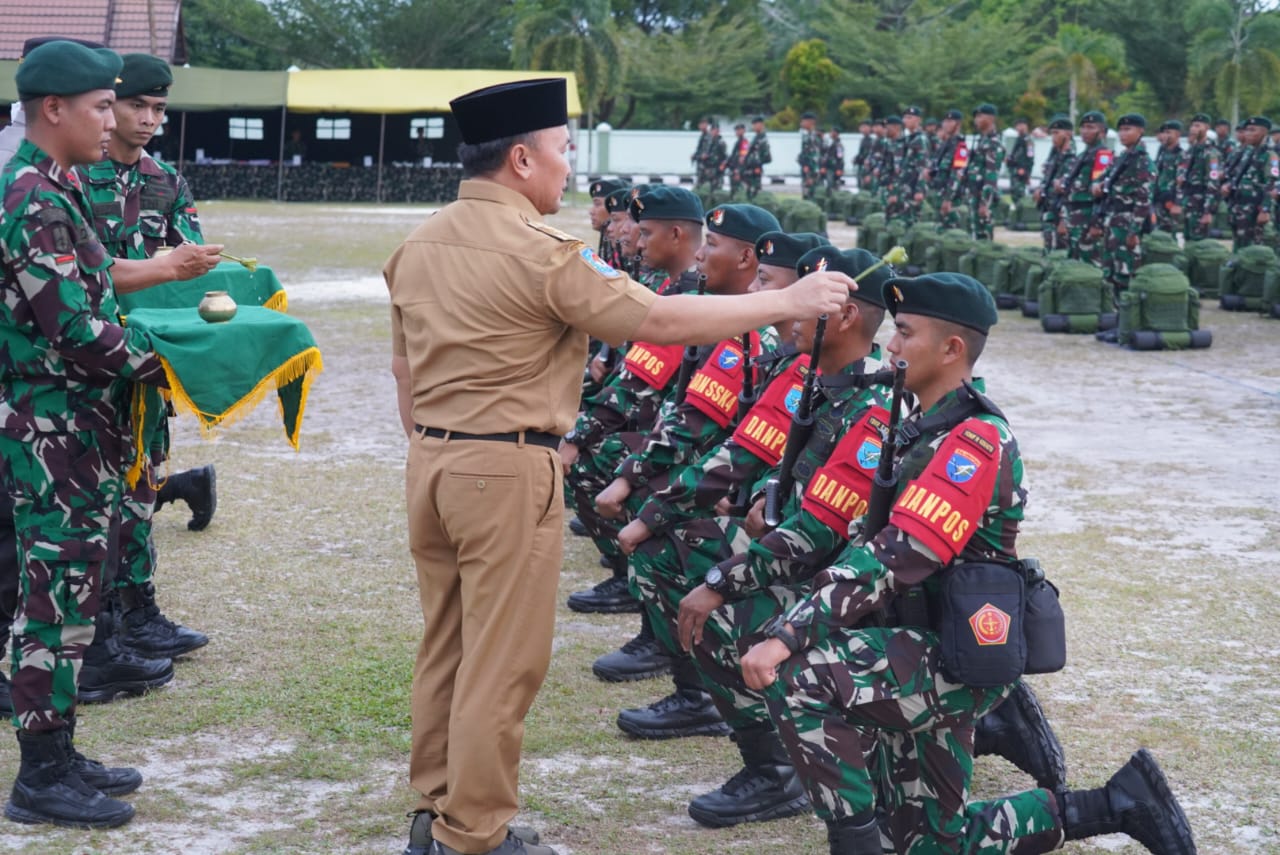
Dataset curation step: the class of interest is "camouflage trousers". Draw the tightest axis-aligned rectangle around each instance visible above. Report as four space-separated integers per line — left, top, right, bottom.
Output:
630 515 752 664
940 203 965 232
0 430 126 732
1153 202 1180 236
1040 208 1066 252
969 197 995 241
887 196 922 229
1008 179 1030 201
745 169 763 199
802 171 819 201
1182 194 1216 241
765 626 1065 853
1102 218 1144 292
696 166 722 191
567 431 647 568
116 432 168 589
729 170 748 197
1230 204 1266 252
1064 207 1101 265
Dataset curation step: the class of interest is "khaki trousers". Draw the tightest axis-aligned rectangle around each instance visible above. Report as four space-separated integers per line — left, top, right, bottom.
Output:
406 433 563 854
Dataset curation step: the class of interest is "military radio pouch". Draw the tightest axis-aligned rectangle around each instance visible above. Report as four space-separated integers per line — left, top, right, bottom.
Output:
937 559 1065 688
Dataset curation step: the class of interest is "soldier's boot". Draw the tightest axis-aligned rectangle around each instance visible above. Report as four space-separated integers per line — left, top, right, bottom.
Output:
78 616 174 704
0 672 11 718
972 679 1068 792
155 465 217 531
591 611 672 682
403 811 540 855
567 516 588 537
1060 749 1197 855
566 556 638 614
825 814 882 855
615 657 730 739
118 581 209 659
4 728 135 829
687 725 811 827
428 830 558 855
65 714 141 796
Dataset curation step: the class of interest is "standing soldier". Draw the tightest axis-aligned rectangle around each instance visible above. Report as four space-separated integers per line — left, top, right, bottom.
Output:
745 115 771 199
960 103 1005 241
878 116 903 212
821 127 845 197
1093 113 1154 297
923 116 940 158
708 122 729 191
860 118 887 197
1152 120 1184 235
1177 113 1221 241
691 116 711 185
1222 116 1277 251
797 112 822 201
888 106 928 227
1214 118 1236 163
852 120 873 190
1035 114 1076 252
1058 110 1111 264
1006 116 1035 201
931 109 965 227
0 40 174 829
727 123 751 197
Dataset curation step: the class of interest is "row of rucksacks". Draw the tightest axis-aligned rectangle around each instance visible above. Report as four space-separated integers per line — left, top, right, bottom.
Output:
692 187 829 236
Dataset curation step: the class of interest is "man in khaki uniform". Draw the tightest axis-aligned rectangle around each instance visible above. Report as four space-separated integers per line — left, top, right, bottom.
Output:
383 78 852 855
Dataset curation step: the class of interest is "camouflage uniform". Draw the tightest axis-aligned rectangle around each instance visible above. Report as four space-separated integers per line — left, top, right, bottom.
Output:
853 133 874 191
746 130 771 199
1177 140 1221 241
876 135 901 212
1005 133 1035 201
1037 142 1074 252
727 133 753 197
80 155 203 591
930 135 963 227
0 140 167 731
888 130 928 227
708 134 728 191
940 136 972 232
820 137 845 197
798 129 823 201
691 129 712 185
959 130 1004 240
1152 142 1184 235
1095 141 1154 293
764 384 1065 852
1061 141 1109 265
1225 142 1280 251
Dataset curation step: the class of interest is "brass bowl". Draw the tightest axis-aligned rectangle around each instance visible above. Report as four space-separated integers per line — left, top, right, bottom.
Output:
198 290 237 323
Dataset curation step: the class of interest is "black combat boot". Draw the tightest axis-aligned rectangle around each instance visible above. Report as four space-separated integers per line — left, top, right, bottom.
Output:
825 814 883 855
118 581 209 659
4 728 135 828
0 672 11 718
65 714 141 797
973 679 1068 792
567 556 638 614
687 725 811 827
568 516 588 537
591 611 672 681
615 657 730 739
155 465 216 531
78 618 174 704
404 811 541 855
1060 749 1197 855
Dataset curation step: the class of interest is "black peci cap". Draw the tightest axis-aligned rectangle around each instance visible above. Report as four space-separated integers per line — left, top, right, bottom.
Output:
449 78 568 145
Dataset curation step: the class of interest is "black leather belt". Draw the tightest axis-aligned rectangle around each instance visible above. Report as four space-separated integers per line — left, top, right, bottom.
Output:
414 426 560 450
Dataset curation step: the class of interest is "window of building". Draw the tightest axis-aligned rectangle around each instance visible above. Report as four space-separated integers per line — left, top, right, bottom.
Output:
229 117 264 140
316 117 352 140
409 117 445 139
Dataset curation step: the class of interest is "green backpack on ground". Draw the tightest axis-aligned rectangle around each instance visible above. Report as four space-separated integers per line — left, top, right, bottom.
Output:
1182 239 1230 297
1005 196 1040 231
826 190 854 220
751 191 781 220
1141 231 1185 270
782 199 827 235
905 223 941 275
1210 200 1230 238
1004 246 1046 309
1218 245 1279 311
1021 250 1071 316
1039 260 1116 333
859 212 887 252
1262 265 1280 319
1115 263 1211 349
958 242 1011 299
849 193 882 225
939 229 975 273
876 220 910 258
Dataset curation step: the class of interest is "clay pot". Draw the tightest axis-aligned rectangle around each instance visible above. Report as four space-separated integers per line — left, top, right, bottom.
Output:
198 290 237 323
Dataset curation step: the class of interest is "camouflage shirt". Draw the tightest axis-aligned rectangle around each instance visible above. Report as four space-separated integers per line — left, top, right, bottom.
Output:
798 129 822 174
1153 143 1184 205
1038 143 1075 210
0 139 167 437
1177 141 1221 200
782 382 1024 650
748 131 771 169
1227 143 1280 208
1006 133 1035 180
959 130 1005 209
79 153 203 259
894 130 929 196
1095 142 1154 228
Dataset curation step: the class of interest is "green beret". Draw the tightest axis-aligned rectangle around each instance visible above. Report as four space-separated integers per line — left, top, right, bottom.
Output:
1235 120 1247 131
21 37 104 57
974 103 997 117
883 273 998 335
589 177 629 199
1243 116 1273 130
116 53 171 99
631 185 702 223
752 115 766 124
1189 113 1212 125
885 115 903 126
871 117 885 125
1215 118 1231 126
705 204 781 244
734 122 745 130
800 111 818 120
1078 110 1106 126
16 40 122 100
924 117 938 126
755 231 830 269
1116 113 1145 129
1160 120 1183 132
605 184 646 214
944 110 963 121
904 106 922 117
1047 114 1073 131
797 247 891 309
1014 116 1030 125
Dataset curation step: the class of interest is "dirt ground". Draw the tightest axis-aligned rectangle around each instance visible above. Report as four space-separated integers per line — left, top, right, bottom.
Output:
0 197 1276 854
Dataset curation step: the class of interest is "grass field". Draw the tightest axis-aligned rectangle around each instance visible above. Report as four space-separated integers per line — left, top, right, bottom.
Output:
0 197 1276 854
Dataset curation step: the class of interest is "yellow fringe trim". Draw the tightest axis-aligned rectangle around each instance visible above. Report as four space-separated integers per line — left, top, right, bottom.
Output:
160 346 324 451
264 290 289 313
125 384 148 489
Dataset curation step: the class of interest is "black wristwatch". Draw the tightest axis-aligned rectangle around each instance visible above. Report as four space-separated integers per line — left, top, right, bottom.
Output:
763 615 802 654
704 566 731 596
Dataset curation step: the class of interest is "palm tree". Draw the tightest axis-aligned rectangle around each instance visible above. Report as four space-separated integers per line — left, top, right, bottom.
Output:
1031 24 1125 124
1185 0 1280 124
511 0 627 123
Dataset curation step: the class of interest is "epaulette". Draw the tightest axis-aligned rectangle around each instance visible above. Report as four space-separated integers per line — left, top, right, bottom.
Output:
522 216 580 243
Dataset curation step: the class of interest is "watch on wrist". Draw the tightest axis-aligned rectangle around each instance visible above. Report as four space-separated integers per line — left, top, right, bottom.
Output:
764 615 802 654
704 566 729 595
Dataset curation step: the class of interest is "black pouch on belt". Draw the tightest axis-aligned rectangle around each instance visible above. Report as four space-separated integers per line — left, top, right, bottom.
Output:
937 561 1026 688
1020 558 1067 675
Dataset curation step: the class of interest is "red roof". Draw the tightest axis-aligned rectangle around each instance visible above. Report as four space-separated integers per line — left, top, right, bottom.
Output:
0 0 186 63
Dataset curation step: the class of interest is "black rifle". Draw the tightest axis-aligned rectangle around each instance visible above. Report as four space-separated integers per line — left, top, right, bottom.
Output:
861 358 908 540
724 332 760 515
762 315 826 528
673 273 708 398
